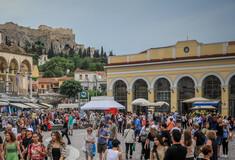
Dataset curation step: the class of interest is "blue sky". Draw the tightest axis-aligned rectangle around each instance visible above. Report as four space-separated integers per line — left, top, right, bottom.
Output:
0 0 234 55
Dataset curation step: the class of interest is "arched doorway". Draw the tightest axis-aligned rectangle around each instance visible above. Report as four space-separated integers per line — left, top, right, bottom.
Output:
133 79 148 114
113 80 127 112
203 75 221 99
178 77 195 114
154 78 171 113
229 76 235 117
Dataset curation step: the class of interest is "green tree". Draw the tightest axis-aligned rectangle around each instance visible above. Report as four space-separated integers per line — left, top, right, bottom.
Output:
87 47 91 57
48 42 54 58
69 48 75 57
78 48 82 58
67 71 74 77
80 59 89 70
60 79 83 97
109 51 114 56
43 70 56 77
83 49 87 58
101 46 104 57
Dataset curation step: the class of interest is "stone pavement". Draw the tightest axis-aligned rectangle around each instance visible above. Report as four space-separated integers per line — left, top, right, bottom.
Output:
43 129 235 160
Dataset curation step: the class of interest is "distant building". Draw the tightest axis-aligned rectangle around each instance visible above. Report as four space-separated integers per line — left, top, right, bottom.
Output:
37 76 74 93
38 54 49 66
74 68 106 91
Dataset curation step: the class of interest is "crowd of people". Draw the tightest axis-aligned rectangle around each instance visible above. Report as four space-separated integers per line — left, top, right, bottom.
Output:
0 109 234 160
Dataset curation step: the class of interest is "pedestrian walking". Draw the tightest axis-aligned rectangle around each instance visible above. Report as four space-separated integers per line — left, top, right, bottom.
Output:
47 131 67 160
84 127 96 160
124 123 135 159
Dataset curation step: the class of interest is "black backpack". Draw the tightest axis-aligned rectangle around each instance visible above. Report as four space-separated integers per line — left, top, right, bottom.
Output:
196 131 206 146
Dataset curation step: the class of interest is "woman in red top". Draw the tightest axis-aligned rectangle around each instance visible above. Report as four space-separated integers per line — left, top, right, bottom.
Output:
27 133 47 160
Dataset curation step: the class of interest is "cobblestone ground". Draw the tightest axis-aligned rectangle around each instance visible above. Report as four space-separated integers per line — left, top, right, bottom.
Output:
43 129 235 160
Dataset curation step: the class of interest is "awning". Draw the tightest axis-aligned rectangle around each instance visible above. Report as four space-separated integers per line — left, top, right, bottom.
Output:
24 103 47 109
81 96 125 110
193 101 220 106
190 106 217 110
58 103 79 109
10 103 30 109
0 102 9 106
40 103 53 108
183 97 210 103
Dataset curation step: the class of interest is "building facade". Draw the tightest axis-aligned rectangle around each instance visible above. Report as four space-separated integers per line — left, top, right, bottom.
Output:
74 68 106 91
0 32 33 97
38 54 49 66
105 40 235 117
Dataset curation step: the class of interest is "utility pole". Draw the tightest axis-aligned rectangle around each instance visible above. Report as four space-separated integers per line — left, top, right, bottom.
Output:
95 77 97 96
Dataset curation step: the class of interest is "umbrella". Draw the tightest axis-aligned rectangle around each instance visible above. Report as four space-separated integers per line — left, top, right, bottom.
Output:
183 96 210 103
140 102 158 106
190 106 217 110
132 98 149 106
155 101 169 107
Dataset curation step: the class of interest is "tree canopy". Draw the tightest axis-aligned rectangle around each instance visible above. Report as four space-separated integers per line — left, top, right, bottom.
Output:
60 79 83 97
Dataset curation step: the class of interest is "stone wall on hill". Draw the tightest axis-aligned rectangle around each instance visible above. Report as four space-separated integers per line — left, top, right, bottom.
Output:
0 22 94 56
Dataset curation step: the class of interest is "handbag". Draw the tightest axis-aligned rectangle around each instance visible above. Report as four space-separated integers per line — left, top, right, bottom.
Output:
93 143 96 156
185 145 197 160
61 128 67 134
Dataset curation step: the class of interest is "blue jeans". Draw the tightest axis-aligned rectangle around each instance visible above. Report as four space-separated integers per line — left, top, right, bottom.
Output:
135 129 140 139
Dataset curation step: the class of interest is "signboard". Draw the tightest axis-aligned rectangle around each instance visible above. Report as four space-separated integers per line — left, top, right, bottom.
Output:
80 91 87 99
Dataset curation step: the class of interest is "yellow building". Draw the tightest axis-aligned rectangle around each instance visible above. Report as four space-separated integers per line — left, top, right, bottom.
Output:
105 40 235 117
0 32 33 97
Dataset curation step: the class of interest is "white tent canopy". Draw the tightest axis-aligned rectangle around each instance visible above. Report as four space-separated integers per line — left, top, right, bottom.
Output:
183 96 210 103
81 96 125 110
132 98 149 106
58 103 78 109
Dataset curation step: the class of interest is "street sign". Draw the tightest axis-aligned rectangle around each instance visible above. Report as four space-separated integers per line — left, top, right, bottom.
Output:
80 91 87 99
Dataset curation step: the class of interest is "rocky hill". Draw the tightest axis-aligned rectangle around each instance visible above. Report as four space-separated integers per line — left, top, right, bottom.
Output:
0 22 94 55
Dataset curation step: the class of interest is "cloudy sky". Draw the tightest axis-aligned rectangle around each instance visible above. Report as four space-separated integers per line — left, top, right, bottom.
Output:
0 0 234 55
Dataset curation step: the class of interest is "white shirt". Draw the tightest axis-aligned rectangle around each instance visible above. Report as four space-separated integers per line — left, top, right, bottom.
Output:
106 149 119 160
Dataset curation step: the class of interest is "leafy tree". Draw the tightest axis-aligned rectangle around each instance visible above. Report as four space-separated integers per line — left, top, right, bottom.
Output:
69 48 75 57
104 52 107 57
60 79 83 97
67 71 74 77
80 59 89 70
83 49 87 58
78 48 82 58
101 46 104 57
87 47 91 57
109 51 114 56
48 42 54 58
43 70 56 77
93 49 99 58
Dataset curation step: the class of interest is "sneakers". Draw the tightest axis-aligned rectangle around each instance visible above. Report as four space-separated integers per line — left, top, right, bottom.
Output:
224 155 228 158
221 155 225 158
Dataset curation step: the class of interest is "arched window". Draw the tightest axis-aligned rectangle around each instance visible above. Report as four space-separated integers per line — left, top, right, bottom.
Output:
229 76 235 117
178 77 195 113
133 79 148 100
113 80 127 110
203 75 221 99
133 79 148 114
154 78 171 112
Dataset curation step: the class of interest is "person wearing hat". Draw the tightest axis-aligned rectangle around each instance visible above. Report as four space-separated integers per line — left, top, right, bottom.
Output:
103 139 123 160
22 128 33 159
96 123 109 160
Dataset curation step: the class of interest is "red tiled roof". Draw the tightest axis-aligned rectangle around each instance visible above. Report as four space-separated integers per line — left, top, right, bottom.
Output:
93 71 106 75
38 78 58 84
75 68 93 73
58 77 74 81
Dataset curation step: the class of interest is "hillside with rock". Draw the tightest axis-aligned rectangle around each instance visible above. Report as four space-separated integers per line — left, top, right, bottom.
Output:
0 22 94 55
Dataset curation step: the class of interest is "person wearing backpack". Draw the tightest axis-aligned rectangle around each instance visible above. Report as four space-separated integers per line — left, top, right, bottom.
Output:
193 123 205 157
27 132 47 160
